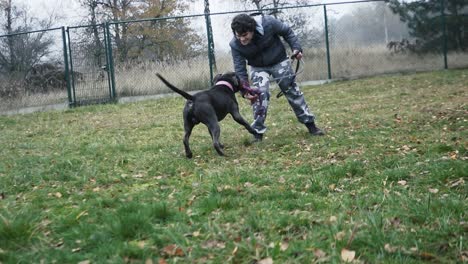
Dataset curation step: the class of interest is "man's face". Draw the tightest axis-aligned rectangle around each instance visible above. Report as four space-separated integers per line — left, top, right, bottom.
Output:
235 31 254 46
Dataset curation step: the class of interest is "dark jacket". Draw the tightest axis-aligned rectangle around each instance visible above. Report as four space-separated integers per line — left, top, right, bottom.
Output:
229 15 302 82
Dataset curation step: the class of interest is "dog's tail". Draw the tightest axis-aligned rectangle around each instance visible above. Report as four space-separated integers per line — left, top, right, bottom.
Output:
156 73 194 101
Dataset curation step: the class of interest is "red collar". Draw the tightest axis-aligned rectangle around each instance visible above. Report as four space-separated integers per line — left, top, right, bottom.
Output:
215 80 234 91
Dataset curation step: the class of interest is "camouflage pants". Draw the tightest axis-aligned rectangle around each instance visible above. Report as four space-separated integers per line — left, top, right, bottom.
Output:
250 59 315 134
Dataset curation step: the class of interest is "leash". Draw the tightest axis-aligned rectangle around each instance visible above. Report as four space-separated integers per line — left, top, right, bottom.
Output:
275 54 304 98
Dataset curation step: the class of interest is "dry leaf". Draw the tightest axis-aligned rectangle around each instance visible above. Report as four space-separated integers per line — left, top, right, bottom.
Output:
384 243 398 253
428 188 439 194
329 216 338 223
232 246 238 255
78 261 90 264
341 248 356 262
280 241 289 251
244 182 254 188
162 244 185 257
258 257 273 264
448 178 464 188
397 180 407 186
158 259 168 264
313 249 326 258
54 192 62 198
335 231 346 241
202 240 225 249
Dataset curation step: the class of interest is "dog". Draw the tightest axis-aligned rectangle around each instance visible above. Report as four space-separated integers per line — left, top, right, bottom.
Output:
156 72 259 158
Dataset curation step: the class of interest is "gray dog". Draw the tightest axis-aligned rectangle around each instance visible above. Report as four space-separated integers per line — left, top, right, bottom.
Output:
156 72 259 158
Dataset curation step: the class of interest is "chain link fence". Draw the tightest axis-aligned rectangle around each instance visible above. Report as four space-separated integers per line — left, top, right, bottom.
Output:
0 28 69 114
1 0 467 114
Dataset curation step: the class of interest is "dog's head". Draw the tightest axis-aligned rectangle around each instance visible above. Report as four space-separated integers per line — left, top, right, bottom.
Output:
213 72 242 92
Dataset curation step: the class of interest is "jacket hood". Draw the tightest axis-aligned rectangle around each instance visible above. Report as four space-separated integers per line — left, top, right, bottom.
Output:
253 15 264 35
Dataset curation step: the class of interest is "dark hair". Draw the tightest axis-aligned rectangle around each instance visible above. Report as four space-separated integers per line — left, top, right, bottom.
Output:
231 14 256 34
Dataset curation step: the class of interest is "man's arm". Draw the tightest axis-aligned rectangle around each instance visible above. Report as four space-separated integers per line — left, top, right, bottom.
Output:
270 16 302 53
231 48 248 82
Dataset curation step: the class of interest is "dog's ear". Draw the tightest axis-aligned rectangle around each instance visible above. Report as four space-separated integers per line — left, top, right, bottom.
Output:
213 73 222 83
231 74 240 88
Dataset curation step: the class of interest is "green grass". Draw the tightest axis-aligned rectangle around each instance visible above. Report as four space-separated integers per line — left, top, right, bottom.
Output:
0 69 467 263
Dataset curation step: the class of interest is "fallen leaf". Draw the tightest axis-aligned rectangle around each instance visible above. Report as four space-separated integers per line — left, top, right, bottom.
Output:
258 257 273 264
232 246 238 255
428 188 439 194
162 244 184 257
335 231 346 241
341 248 355 262
78 261 90 264
313 249 326 258
397 180 407 186
158 259 168 264
418 251 436 260
329 216 338 223
54 192 62 198
460 251 468 262
201 240 225 249
448 178 464 188
280 241 289 251
384 243 398 253
390 217 401 227
244 182 254 188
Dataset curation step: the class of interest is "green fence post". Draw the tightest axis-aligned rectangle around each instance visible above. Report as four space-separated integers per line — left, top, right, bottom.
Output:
61 26 74 107
440 0 448 69
204 0 217 84
66 27 77 104
324 5 332 80
105 22 117 100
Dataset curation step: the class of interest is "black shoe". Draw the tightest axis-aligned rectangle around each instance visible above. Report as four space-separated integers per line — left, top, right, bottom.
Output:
305 122 325 136
253 133 263 142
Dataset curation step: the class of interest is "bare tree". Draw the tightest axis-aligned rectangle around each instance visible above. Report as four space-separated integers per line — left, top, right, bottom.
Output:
0 0 54 74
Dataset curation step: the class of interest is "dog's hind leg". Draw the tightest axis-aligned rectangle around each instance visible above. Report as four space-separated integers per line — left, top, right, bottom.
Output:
183 122 195 158
206 121 224 156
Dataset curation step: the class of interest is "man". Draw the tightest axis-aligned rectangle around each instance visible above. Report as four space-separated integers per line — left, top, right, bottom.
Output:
229 13 324 142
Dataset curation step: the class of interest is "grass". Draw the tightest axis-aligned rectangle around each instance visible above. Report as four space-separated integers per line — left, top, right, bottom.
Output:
0 69 467 263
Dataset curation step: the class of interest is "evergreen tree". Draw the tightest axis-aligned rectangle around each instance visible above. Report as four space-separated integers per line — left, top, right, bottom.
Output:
388 0 467 52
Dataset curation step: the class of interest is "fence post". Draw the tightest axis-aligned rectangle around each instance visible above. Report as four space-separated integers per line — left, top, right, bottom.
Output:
61 26 74 107
440 0 448 69
324 5 332 80
204 0 217 84
105 22 117 100
66 27 77 105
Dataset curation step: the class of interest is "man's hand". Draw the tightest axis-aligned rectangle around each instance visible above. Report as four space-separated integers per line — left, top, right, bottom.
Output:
292 50 303 60
244 92 258 104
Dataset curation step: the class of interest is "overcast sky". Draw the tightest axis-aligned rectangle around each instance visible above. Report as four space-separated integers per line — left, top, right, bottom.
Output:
17 0 359 51
19 0 358 26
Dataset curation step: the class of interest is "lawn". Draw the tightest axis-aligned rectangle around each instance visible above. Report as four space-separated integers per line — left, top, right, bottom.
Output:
0 69 466 263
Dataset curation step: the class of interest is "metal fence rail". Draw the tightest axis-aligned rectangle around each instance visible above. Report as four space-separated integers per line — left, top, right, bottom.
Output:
0 0 466 114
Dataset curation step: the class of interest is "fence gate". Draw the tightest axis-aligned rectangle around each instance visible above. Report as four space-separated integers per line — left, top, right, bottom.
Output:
66 24 116 106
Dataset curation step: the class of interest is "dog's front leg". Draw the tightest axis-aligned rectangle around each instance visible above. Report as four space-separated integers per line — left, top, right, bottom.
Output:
231 111 259 135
